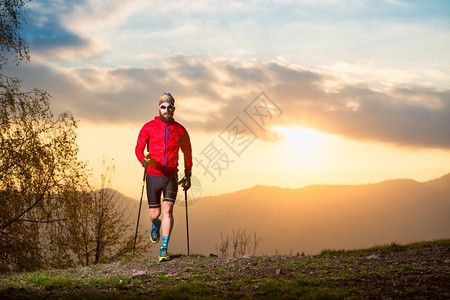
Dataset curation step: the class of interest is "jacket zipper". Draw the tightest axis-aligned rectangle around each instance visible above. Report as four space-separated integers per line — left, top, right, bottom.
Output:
163 123 170 175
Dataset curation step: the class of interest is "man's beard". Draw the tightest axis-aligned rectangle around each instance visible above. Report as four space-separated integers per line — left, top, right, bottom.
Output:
159 111 174 123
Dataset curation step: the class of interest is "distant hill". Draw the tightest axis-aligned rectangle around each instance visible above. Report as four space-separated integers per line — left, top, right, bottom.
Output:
124 173 450 257
424 173 450 191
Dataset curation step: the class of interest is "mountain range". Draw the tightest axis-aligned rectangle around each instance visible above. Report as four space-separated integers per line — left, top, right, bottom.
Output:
124 173 450 257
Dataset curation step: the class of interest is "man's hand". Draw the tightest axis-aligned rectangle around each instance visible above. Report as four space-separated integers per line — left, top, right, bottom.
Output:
141 158 150 169
178 174 191 191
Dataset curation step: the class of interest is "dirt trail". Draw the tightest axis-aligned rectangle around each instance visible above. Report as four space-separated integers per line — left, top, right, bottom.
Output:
1 241 449 299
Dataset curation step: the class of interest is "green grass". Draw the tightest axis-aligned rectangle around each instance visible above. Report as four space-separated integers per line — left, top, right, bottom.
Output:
24 271 75 290
0 270 136 292
158 281 215 299
286 257 316 269
318 239 450 257
229 276 254 286
215 265 231 274
256 278 347 299
1 239 447 299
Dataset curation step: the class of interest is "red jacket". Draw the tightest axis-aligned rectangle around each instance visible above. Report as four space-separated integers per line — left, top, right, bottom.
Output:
135 117 192 176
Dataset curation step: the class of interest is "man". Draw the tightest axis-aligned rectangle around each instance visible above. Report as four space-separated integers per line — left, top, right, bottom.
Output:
135 92 192 262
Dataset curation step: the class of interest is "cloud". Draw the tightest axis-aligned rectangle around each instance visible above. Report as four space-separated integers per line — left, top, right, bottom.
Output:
24 1 85 49
22 0 450 71
22 0 111 61
24 16 84 51
10 55 450 150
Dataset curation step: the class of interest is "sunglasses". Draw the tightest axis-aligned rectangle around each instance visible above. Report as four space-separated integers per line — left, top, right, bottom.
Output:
159 104 175 110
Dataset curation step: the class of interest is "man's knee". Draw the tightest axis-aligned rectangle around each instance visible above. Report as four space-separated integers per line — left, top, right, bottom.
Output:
162 202 174 216
149 208 161 219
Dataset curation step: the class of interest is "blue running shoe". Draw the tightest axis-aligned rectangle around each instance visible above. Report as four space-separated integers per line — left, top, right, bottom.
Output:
150 219 161 244
159 247 170 262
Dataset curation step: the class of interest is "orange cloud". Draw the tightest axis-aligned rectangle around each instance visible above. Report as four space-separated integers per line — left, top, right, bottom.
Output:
9 55 450 150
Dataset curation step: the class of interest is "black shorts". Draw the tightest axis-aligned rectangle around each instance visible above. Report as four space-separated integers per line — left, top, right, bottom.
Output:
146 174 178 208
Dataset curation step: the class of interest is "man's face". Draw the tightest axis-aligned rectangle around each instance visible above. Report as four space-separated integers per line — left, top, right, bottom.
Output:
159 102 175 122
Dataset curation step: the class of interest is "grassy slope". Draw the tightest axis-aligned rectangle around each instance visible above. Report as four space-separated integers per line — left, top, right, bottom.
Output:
0 239 449 299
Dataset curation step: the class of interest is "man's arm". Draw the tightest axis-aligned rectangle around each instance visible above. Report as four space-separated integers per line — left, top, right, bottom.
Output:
135 125 148 164
180 129 193 175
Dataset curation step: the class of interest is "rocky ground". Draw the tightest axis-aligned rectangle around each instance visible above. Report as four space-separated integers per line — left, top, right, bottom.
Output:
0 240 449 299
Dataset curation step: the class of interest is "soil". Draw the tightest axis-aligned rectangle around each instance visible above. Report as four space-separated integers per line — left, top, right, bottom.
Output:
1 242 449 299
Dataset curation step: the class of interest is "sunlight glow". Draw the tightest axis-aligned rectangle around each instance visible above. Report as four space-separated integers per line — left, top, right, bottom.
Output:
275 126 327 168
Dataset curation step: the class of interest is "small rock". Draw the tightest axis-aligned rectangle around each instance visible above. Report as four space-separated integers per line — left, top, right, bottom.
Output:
131 270 147 279
367 254 380 260
275 269 282 275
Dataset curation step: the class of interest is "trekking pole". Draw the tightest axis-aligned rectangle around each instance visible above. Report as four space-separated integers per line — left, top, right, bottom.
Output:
132 169 147 258
184 189 190 256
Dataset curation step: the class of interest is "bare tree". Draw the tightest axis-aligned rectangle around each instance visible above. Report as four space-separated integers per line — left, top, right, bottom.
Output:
238 229 251 256
216 229 260 258
231 229 239 257
0 0 86 272
50 160 149 266
0 0 31 69
216 232 229 258
0 75 87 272
252 232 261 255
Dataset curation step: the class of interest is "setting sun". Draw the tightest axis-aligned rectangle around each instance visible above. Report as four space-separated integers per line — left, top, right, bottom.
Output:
275 126 327 168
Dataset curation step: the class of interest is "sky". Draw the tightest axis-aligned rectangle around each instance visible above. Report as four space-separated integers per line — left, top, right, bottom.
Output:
5 0 450 199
